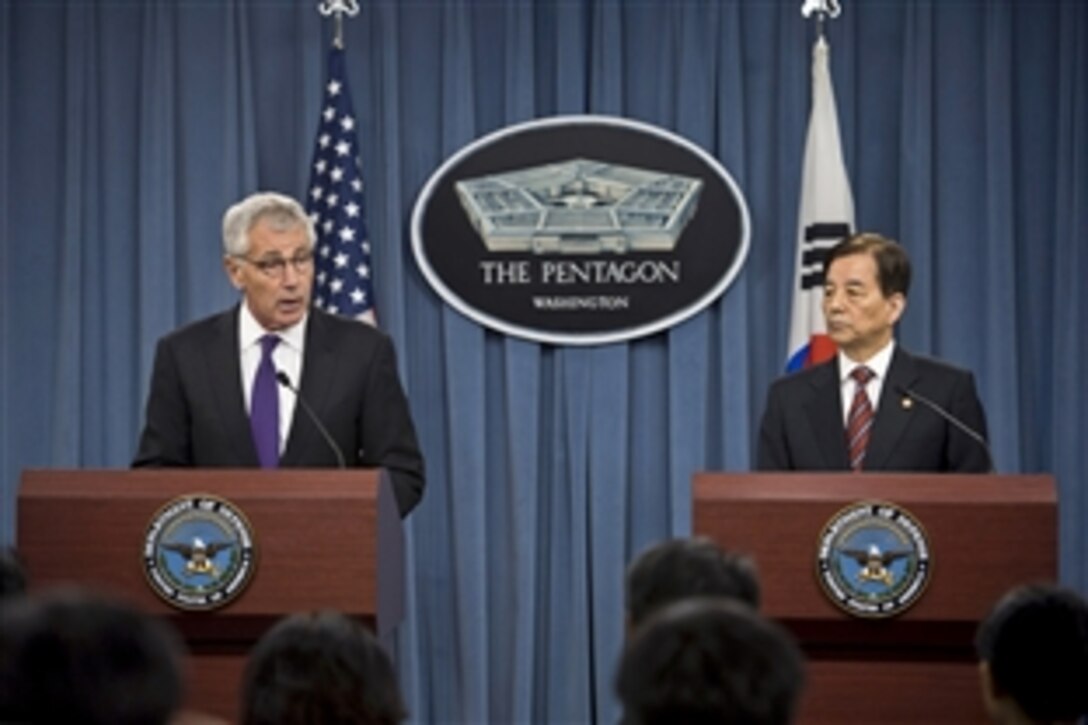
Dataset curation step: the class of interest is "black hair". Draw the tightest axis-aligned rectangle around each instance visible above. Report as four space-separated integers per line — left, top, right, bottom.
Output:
0 587 183 725
242 610 407 725
976 583 1088 722
616 598 805 725
626 536 760 629
825 232 912 298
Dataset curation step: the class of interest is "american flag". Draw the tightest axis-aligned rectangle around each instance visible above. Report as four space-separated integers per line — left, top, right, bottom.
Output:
305 46 376 325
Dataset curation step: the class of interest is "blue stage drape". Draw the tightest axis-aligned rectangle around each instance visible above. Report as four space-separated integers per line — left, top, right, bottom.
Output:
1 2 1085 722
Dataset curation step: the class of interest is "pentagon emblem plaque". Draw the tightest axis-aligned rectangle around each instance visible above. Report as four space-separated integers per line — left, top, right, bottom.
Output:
816 500 931 618
143 494 257 611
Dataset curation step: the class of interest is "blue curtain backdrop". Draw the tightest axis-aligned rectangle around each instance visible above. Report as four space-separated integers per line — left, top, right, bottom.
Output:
1 1 1085 722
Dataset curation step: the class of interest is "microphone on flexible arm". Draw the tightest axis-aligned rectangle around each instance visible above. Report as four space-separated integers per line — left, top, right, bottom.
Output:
275 371 347 469
893 384 995 473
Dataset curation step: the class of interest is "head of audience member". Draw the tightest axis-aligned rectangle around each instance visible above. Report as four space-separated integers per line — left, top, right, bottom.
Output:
975 583 1088 724
242 610 407 725
822 232 911 362
616 598 805 725
0 587 184 725
222 191 316 332
0 546 26 600
625 536 760 633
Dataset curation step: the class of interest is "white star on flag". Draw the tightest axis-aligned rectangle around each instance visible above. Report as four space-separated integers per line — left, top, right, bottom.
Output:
304 46 377 325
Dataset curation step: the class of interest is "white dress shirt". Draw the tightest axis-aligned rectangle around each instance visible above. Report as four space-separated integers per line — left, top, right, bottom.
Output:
238 303 307 454
837 340 895 426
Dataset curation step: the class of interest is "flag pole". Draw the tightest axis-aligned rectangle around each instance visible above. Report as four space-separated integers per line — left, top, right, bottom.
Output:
786 0 854 372
308 0 378 325
318 0 361 49
801 0 843 41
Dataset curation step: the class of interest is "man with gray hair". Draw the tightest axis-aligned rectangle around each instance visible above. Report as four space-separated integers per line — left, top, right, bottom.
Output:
133 192 424 515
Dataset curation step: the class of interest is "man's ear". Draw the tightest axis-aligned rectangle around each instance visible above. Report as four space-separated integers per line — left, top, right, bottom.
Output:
978 660 1003 720
224 255 245 291
888 292 907 325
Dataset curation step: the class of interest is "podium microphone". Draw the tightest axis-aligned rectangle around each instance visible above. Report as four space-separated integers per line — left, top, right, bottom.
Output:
894 384 995 473
275 371 347 469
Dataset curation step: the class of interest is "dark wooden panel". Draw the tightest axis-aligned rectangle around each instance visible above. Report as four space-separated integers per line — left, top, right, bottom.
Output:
800 660 987 723
693 473 1056 622
693 472 1056 725
17 469 400 722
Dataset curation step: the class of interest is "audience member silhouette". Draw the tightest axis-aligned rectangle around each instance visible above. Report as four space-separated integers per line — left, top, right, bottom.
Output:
242 610 407 725
976 583 1088 724
625 536 760 632
0 587 184 725
0 546 26 600
616 598 805 725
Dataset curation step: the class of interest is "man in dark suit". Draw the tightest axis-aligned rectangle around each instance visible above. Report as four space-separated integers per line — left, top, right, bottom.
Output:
134 192 424 515
757 233 989 473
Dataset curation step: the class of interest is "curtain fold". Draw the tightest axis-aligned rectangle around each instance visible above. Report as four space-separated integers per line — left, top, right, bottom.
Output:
0 0 11 538
1052 2 1088 584
2 2 1086 723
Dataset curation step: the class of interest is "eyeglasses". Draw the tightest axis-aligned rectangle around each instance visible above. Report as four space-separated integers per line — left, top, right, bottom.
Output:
235 250 315 279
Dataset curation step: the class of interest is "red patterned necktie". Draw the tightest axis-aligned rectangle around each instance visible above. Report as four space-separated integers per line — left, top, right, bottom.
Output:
846 366 875 471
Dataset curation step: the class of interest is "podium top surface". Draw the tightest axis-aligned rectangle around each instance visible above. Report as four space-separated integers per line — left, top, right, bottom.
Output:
20 468 379 499
693 472 1056 505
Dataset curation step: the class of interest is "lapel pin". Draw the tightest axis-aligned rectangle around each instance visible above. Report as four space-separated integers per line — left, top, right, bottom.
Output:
901 396 913 410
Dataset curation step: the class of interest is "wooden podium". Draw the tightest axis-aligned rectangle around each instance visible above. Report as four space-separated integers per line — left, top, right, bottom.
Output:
17 468 405 722
693 473 1056 724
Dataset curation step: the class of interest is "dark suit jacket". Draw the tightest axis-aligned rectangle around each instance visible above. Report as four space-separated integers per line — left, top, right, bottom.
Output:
757 347 989 472
133 306 425 515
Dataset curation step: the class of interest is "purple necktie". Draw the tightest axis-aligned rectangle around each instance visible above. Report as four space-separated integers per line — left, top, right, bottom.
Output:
250 334 281 468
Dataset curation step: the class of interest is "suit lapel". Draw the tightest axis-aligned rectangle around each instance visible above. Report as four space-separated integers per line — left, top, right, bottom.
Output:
863 347 920 470
281 311 338 465
804 360 851 469
204 306 260 466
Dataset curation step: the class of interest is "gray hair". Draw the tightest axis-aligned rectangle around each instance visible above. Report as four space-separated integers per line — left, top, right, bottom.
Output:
222 192 316 257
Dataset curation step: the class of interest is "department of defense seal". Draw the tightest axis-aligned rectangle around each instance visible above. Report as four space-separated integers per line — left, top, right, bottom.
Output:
143 494 257 611
816 500 931 618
